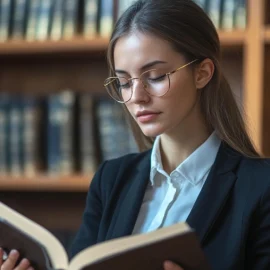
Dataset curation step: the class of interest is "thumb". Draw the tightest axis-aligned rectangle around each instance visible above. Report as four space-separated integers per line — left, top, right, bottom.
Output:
163 260 184 270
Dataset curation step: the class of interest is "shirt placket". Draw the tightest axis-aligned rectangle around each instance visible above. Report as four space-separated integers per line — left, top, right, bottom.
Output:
146 178 177 232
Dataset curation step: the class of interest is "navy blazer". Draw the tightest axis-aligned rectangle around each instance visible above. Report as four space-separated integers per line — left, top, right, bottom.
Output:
71 142 270 270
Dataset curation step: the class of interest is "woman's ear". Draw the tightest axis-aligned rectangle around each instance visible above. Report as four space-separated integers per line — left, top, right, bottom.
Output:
194 58 215 89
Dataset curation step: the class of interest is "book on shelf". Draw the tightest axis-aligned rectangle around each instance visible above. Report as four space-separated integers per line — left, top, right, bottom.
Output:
0 202 210 270
62 0 79 40
0 0 12 41
83 0 99 38
99 0 114 38
220 0 236 30
208 0 222 29
25 0 40 41
50 0 64 41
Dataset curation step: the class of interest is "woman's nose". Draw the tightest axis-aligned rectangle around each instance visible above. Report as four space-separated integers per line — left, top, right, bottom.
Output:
130 79 150 103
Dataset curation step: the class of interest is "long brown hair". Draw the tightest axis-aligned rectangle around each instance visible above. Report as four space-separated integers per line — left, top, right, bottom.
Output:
106 0 260 158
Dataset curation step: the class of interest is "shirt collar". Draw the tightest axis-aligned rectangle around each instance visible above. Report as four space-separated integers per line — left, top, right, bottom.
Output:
150 131 221 186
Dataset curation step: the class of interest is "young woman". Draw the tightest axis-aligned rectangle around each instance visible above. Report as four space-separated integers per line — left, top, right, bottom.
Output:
1 0 270 270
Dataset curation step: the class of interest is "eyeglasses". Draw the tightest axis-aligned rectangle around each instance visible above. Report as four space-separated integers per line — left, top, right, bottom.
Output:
103 59 198 103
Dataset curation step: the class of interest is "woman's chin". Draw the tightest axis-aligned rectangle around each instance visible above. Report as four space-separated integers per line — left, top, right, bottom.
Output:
140 127 164 138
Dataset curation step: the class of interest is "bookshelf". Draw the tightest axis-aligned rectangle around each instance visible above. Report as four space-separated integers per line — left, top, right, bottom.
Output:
0 32 243 56
0 37 109 55
0 174 92 191
0 0 269 234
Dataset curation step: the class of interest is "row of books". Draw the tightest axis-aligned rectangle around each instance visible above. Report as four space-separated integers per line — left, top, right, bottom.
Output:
0 0 125 42
0 0 247 43
194 0 246 30
0 90 137 177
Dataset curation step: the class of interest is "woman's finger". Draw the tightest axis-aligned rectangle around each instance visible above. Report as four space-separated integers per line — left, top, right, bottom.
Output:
1 250 20 270
0 247 3 266
14 258 30 270
163 260 184 270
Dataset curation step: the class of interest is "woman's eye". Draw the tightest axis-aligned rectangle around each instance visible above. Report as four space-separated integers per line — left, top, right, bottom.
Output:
148 74 166 82
120 83 130 89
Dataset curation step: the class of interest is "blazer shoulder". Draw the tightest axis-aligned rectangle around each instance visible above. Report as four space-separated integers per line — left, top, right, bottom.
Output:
92 149 151 191
239 157 270 186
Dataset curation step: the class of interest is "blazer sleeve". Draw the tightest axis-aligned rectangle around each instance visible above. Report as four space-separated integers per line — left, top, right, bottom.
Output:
247 183 270 269
69 161 107 258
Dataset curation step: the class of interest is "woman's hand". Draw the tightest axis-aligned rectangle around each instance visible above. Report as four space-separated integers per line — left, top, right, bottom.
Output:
163 260 184 270
0 248 33 270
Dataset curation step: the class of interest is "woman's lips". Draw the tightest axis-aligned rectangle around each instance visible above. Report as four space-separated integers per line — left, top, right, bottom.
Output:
136 112 160 123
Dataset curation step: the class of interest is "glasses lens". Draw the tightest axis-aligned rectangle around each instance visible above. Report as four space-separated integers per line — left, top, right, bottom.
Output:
141 70 170 97
104 77 132 103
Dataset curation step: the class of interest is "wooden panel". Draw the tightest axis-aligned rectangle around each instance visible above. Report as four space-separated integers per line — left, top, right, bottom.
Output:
265 27 270 43
0 174 92 191
0 192 87 230
221 51 243 108
0 54 109 94
244 0 265 153
262 45 270 155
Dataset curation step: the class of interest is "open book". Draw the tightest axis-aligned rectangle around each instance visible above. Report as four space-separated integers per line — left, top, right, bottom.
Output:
0 202 210 270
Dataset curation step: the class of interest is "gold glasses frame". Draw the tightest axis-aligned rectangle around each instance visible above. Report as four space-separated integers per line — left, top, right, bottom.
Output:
104 59 198 103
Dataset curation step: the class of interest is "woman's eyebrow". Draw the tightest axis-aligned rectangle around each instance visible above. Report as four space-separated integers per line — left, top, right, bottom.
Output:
115 60 167 74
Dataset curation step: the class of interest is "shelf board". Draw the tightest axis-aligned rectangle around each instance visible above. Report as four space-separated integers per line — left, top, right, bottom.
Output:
0 31 245 55
0 174 92 192
265 27 270 43
218 30 246 46
0 37 109 55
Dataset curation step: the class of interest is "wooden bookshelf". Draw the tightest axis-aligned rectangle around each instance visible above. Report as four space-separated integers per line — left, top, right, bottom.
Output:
0 37 109 55
0 31 245 56
0 174 92 191
218 30 246 46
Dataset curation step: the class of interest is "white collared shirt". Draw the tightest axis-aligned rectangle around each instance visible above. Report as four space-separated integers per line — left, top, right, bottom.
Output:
132 132 221 234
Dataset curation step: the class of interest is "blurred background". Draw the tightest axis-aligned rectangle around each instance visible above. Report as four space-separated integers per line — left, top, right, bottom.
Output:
0 0 269 255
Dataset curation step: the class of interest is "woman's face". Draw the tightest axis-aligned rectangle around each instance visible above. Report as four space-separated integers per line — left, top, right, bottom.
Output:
113 32 204 138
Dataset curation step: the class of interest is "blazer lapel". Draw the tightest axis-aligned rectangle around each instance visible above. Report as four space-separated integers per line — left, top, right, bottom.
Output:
108 151 151 239
186 142 242 245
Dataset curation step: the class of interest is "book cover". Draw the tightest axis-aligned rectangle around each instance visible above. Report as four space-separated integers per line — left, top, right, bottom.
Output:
0 202 210 270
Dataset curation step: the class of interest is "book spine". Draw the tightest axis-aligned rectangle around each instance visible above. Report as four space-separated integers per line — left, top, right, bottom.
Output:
79 93 96 174
0 0 12 41
83 0 98 38
25 0 40 41
0 93 10 175
9 96 23 176
220 0 236 30
62 0 78 39
22 96 39 177
35 0 52 41
11 0 27 40
99 0 114 38
58 90 75 175
50 0 64 40
208 0 222 29
234 0 246 29
47 93 61 175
